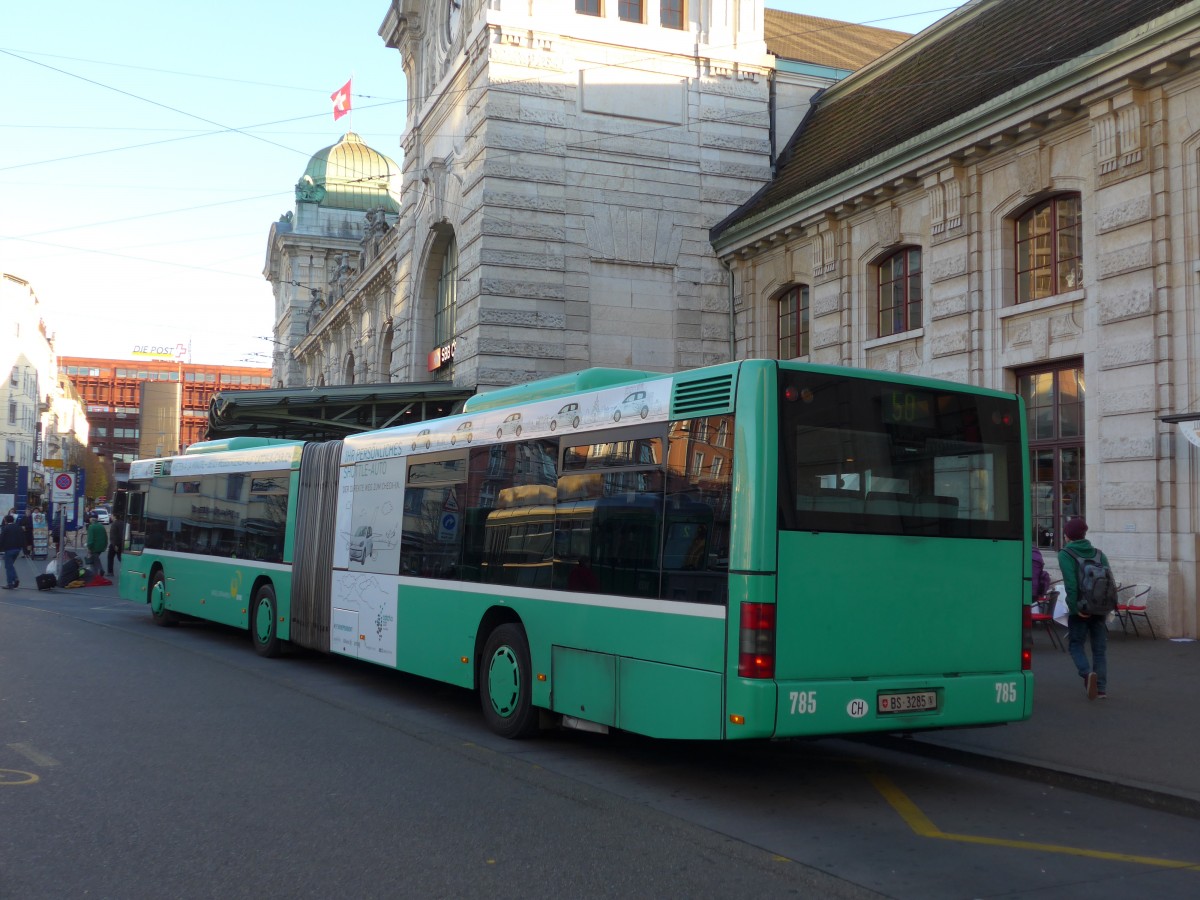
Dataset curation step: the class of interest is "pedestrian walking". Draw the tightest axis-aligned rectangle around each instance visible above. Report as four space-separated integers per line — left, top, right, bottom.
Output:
2 514 25 589
1031 545 1051 599
106 515 124 576
20 508 34 559
1058 516 1115 700
85 513 108 580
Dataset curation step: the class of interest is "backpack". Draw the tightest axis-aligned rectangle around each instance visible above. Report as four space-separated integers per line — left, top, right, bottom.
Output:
1064 547 1118 615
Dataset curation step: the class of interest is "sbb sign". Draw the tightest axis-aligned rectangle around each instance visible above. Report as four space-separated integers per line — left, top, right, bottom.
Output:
427 341 456 372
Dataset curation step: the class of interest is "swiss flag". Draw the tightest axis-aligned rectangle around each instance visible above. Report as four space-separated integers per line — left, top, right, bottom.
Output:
331 79 352 121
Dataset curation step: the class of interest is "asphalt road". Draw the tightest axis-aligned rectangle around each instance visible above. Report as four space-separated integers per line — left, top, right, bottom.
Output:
3 590 1199 899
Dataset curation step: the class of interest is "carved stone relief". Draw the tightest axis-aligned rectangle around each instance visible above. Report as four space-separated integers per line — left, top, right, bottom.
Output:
1017 145 1048 196
812 225 838 281
929 168 964 243
873 205 900 248
1092 93 1148 186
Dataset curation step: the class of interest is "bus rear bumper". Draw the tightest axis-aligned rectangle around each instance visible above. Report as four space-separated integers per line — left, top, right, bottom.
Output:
730 671 1033 739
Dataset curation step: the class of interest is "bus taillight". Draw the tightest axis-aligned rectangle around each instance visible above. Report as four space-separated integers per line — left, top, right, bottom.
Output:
738 602 776 679
1021 604 1032 671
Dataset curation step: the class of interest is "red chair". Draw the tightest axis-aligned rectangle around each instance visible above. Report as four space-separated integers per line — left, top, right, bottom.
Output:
1031 588 1064 651
1115 584 1155 638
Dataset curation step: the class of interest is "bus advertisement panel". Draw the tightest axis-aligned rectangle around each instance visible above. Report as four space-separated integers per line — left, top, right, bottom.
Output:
118 361 1032 741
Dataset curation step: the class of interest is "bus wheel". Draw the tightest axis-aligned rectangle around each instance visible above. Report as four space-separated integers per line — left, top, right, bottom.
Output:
479 624 538 739
148 571 178 627
251 584 282 658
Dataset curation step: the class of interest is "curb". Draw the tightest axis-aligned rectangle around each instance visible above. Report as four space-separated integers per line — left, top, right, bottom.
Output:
857 734 1200 821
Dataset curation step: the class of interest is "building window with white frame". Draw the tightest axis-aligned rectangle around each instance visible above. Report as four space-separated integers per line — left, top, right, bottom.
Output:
661 0 684 29
618 0 643 23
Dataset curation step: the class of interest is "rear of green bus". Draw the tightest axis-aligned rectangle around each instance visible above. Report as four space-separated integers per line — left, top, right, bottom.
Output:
726 362 1032 738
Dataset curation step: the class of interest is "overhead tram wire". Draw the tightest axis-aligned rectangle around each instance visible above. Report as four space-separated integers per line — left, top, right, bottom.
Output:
0 48 338 164
1 6 962 292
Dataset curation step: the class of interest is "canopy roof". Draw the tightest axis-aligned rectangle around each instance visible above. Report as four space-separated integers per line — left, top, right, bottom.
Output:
206 382 474 442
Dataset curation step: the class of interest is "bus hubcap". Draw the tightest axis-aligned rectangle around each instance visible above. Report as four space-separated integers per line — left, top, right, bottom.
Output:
487 646 520 717
151 584 165 614
255 600 272 642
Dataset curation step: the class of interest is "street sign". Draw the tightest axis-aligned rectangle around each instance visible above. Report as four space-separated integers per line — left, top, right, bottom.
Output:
437 511 459 543
52 472 76 502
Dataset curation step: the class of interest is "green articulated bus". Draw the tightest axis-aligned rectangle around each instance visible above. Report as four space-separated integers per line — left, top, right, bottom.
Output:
119 360 1034 740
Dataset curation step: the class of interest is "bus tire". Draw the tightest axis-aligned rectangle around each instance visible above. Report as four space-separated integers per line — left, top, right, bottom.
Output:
148 570 179 627
479 624 539 739
251 583 282 658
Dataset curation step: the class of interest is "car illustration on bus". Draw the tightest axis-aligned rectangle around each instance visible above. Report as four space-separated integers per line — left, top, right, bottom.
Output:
349 525 374 563
496 412 523 439
411 428 431 451
549 402 581 431
613 390 649 422
450 421 473 445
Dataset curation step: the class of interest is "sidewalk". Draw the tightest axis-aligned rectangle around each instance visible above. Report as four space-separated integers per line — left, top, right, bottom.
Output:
879 629 1200 817
7 556 1199 814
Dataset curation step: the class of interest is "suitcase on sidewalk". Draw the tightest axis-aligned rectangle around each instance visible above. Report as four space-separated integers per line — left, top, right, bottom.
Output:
36 573 57 591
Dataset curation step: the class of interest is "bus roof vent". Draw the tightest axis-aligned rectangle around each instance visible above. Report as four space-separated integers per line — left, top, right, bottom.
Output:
671 373 734 417
152 460 171 477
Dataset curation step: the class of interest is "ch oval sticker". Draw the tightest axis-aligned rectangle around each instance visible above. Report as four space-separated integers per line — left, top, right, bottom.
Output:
846 698 868 719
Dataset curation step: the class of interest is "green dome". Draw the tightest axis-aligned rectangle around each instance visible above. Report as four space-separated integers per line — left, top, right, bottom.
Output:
295 132 401 213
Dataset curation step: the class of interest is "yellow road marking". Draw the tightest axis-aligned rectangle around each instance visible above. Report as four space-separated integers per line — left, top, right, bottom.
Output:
865 768 1200 871
7 742 60 767
0 769 39 785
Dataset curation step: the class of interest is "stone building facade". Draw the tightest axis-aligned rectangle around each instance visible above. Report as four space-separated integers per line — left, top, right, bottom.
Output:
264 133 403 388
711 0 1200 637
265 2 906 391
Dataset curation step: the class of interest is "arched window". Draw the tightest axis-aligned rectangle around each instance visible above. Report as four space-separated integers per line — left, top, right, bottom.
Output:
1015 194 1082 302
379 321 394 383
343 352 355 385
435 238 458 349
877 247 922 338
777 285 809 359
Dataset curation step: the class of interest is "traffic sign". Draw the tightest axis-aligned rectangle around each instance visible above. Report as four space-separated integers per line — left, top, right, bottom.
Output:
438 511 459 543
52 472 76 502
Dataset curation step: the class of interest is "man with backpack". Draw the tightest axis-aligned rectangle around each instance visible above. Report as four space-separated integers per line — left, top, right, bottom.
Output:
1059 516 1117 700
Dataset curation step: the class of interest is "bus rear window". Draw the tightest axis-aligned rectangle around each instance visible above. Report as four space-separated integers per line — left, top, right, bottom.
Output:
778 371 1023 540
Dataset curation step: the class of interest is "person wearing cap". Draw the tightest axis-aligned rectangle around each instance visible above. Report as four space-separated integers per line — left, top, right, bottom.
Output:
1058 516 1112 700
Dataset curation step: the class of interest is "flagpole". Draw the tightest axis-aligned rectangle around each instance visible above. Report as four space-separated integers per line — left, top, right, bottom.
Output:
347 71 354 132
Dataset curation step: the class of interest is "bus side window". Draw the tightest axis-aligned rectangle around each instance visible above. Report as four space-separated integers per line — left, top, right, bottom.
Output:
662 415 733 605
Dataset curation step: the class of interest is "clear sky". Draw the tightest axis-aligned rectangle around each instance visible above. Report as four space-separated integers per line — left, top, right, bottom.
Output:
1 1 963 369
